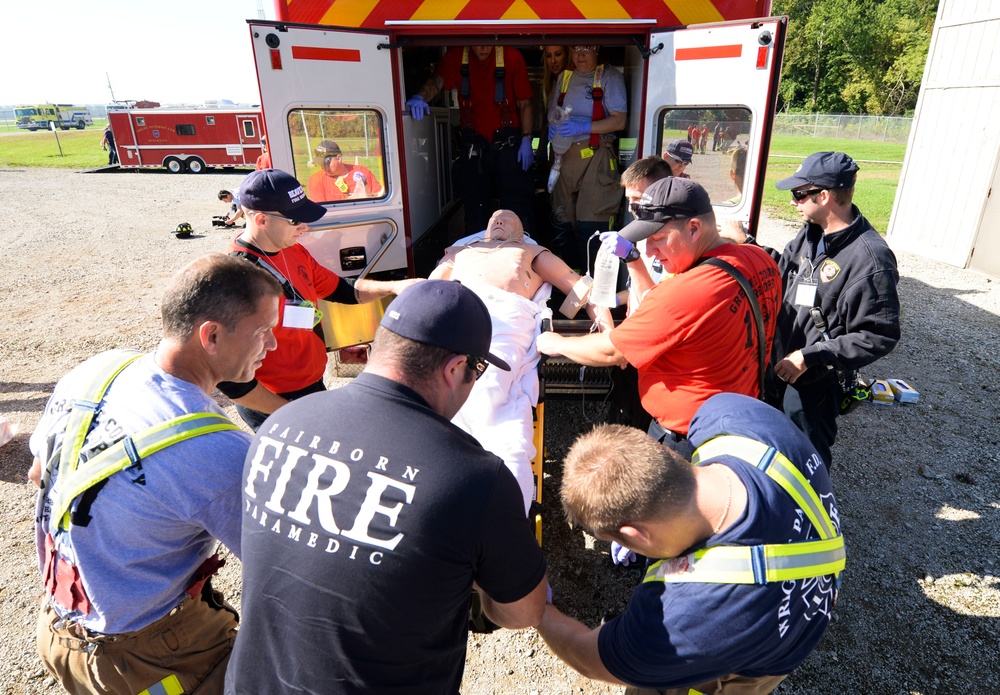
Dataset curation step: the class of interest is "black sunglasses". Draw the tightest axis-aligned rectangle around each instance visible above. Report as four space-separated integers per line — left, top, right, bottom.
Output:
465 355 489 380
791 188 826 202
258 211 302 226
631 203 690 223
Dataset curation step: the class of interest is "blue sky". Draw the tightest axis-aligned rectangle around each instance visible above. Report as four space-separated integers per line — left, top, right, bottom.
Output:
3 0 272 106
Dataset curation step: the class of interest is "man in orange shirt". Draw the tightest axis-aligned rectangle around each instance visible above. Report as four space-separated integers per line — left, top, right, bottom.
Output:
537 177 781 456
307 140 383 202
255 136 271 171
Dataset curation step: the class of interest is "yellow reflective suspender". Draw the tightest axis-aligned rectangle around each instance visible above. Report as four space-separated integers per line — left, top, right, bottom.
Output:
138 674 184 695
44 350 240 531
643 435 845 586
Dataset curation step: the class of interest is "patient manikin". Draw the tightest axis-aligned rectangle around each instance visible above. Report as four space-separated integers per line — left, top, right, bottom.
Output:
431 210 610 514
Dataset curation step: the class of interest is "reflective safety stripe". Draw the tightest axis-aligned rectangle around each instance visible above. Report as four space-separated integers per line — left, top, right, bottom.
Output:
642 536 846 585
692 435 837 541
138 674 184 695
57 350 143 479
53 412 239 530
641 434 846 586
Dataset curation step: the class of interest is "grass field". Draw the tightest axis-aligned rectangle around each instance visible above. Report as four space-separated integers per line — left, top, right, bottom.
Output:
0 128 906 232
763 135 906 233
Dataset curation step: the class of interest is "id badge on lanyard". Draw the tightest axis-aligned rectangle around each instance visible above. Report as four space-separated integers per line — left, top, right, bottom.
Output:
791 256 818 307
283 300 319 329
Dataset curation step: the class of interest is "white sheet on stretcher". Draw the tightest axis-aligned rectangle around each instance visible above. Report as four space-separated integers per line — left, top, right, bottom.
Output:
451 275 551 516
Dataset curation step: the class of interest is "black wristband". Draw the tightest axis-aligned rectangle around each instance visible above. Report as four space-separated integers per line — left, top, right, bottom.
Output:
742 234 757 246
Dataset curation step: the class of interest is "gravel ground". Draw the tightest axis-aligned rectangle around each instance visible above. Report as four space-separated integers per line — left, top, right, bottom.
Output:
0 167 998 694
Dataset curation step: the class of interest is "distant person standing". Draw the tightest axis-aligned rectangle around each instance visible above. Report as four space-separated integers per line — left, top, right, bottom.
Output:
101 124 118 165
255 136 271 171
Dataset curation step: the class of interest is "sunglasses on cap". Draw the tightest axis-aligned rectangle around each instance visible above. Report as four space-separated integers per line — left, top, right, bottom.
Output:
571 45 598 53
630 203 691 222
466 355 489 380
791 188 826 202
257 211 303 226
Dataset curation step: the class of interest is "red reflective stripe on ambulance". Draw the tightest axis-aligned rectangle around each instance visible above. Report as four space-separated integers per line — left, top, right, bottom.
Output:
291 46 362 62
675 45 743 61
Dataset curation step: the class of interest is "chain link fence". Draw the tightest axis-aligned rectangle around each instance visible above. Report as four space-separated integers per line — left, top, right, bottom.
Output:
773 113 912 144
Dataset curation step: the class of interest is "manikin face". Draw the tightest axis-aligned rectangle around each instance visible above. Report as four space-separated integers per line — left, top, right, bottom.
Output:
484 209 524 243
471 46 494 61
544 46 569 75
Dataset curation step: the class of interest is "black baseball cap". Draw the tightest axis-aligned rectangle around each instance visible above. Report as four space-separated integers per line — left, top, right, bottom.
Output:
665 139 694 163
380 280 511 371
775 151 859 190
239 169 327 223
620 177 713 242
316 140 342 157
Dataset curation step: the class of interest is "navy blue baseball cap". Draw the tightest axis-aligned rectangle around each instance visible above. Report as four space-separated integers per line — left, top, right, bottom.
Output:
620 177 713 243
239 169 327 223
380 280 511 371
775 151 859 190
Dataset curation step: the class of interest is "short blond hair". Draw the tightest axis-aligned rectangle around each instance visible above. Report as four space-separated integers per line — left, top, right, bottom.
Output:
561 424 695 538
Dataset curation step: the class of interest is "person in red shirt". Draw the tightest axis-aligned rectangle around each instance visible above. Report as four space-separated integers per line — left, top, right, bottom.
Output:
219 169 419 430
537 177 781 457
255 136 271 171
405 45 535 234
307 140 383 202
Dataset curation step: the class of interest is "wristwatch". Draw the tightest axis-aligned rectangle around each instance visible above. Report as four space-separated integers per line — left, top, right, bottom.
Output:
624 247 642 263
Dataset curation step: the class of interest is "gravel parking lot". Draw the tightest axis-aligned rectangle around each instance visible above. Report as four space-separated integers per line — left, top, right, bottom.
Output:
0 167 997 694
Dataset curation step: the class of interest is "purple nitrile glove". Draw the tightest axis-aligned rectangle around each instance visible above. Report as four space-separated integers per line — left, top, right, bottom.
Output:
611 541 637 567
556 120 592 138
405 95 430 121
547 124 556 142
517 137 534 171
352 170 368 185
600 231 635 260
546 581 553 604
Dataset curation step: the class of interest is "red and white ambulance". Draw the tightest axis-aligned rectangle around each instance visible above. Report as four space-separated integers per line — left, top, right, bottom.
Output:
109 107 265 173
250 0 784 285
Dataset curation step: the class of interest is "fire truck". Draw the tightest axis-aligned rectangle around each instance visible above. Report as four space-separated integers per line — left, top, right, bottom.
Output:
108 107 265 173
250 0 784 285
15 104 94 131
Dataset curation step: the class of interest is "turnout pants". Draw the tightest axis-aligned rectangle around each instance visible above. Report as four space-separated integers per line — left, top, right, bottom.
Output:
37 591 237 695
625 673 787 695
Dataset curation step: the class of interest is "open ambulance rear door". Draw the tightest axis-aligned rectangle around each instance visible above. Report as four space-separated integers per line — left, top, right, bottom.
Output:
641 17 786 236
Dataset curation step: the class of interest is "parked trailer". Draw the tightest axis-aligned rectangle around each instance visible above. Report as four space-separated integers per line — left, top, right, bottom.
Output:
108 107 264 173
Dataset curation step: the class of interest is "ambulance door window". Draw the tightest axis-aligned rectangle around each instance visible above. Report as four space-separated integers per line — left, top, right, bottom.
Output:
287 108 388 205
658 107 751 206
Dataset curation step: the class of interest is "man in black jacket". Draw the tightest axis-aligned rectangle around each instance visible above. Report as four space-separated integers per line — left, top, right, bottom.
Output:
726 151 900 468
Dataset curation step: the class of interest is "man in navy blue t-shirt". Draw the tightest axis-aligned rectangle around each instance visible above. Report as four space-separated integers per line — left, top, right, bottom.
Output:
226 280 548 694
537 393 843 694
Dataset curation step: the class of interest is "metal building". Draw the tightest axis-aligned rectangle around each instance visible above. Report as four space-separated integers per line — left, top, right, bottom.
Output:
887 0 1000 277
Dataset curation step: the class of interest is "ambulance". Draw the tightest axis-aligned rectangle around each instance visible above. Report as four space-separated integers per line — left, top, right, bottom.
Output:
250 0 785 293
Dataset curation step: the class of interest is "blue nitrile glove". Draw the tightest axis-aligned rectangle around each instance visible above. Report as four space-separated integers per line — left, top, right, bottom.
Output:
546 582 553 604
517 137 534 171
556 120 592 139
405 95 430 121
611 541 637 567
600 231 635 260
352 171 368 185
548 124 556 142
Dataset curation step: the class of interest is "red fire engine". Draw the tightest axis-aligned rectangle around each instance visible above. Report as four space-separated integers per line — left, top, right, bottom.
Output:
108 107 265 173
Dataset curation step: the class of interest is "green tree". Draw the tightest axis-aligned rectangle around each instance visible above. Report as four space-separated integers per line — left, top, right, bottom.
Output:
774 0 938 115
